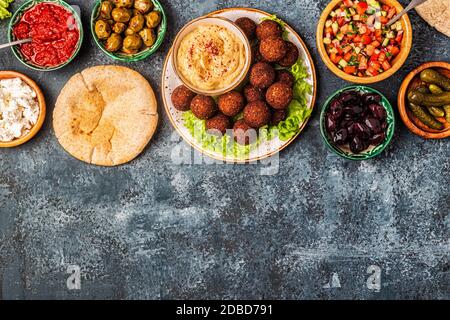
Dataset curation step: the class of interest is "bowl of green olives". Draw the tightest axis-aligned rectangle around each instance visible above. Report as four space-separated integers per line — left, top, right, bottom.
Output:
91 0 166 62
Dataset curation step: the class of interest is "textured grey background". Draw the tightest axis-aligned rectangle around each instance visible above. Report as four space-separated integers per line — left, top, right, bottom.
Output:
0 0 449 300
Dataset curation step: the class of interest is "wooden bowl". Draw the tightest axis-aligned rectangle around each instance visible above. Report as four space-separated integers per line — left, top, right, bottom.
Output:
397 61 450 139
316 0 412 84
0 71 46 148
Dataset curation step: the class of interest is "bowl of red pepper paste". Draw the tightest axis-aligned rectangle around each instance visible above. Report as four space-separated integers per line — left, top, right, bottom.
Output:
8 0 83 71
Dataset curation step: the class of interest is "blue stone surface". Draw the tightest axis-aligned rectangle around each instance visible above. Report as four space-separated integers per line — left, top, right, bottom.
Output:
0 0 448 299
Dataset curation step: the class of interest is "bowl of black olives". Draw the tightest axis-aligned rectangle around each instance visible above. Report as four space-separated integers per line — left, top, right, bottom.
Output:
320 86 395 160
91 0 166 62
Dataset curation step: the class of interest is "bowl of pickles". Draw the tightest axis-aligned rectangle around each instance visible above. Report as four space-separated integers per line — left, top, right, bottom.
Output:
91 0 167 62
398 62 450 139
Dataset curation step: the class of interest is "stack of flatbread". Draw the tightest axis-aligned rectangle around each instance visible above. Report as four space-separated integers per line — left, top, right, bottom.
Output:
416 0 450 37
54 66 158 166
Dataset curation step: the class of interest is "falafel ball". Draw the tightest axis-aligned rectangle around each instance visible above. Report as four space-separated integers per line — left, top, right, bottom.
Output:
190 95 217 120
256 20 282 40
244 84 265 103
276 70 295 88
278 41 299 67
218 91 245 117
249 62 276 89
206 113 231 135
266 82 293 109
233 119 257 145
243 100 271 128
171 85 195 111
271 109 287 126
259 36 287 62
235 17 257 40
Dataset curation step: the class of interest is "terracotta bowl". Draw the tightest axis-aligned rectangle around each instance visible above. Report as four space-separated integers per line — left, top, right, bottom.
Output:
0 71 46 148
397 61 450 139
316 0 412 84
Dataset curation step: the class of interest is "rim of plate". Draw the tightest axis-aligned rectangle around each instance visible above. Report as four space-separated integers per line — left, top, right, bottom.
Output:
161 7 317 164
8 0 84 72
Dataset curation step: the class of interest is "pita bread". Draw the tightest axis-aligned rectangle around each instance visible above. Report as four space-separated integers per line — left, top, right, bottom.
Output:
54 65 158 166
416 0 450 37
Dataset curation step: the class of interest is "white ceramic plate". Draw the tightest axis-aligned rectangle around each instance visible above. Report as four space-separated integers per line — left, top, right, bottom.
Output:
162 7 317 163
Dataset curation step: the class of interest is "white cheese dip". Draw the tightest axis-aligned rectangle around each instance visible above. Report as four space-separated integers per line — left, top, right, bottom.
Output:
0 78 39 142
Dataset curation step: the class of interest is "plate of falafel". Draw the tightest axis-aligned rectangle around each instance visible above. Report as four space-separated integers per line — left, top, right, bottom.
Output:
162 8 317 163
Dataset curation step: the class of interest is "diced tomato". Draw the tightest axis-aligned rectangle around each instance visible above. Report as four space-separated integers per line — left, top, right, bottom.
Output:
369 61 381 70
371 40 381 48
378 52 386 62
343 52 353 62
361 35 372 45
367 66 379 76
395 31 403 43
353 35 362 43
380 16 389 24
381 60 391 71
387 45 400 56
387 8 396 19
358 72 364 77
358 55 368 70
374 29 382 41
365 44 375 56
330 53 342 64
369 54 379 62
343 0 353 7
325 27 333 34
337 17 346 27
356 2 368 15
343 66 356 74
343 45 352 54
381 4 391 12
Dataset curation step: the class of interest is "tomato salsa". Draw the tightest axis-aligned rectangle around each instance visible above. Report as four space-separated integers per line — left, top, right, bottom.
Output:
323 0 403 77
13 3 80 68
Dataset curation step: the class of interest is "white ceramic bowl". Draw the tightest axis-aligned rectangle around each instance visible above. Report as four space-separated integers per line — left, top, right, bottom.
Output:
171 16 252 96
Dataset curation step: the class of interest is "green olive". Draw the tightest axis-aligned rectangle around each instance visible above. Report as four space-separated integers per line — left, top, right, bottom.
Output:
139 28 156 47
146 11 161 28
95 20 111 40
112 22 127 34
105 33 123 52
129 14 145 32
100 1 113 19
124 27 135 36
134 0 154 14
113 0 133 8
123 33 143 51
111 7 131 23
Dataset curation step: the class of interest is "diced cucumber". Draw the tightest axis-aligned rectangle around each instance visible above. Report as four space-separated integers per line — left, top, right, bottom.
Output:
323 37 332 44
330 11 336 17
349 8 356 15
368 0 381 9
353 14 360 21
332 21 339 34
325 19 333 28
366 8 375 14
381 10 387 16
382 38 390 46
338 59 348 68
374 21 381 29
395 21 402 31
336 32 344 41
375 11 382 17
354 47 361 54
386 31 395 39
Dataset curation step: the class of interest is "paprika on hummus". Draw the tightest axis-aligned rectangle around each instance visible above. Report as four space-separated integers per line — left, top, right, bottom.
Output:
13 3 80 68
176 24 247 92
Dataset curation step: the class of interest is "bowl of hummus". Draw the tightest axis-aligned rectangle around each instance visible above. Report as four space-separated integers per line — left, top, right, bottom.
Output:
172 17 251 96
0 71 46 148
